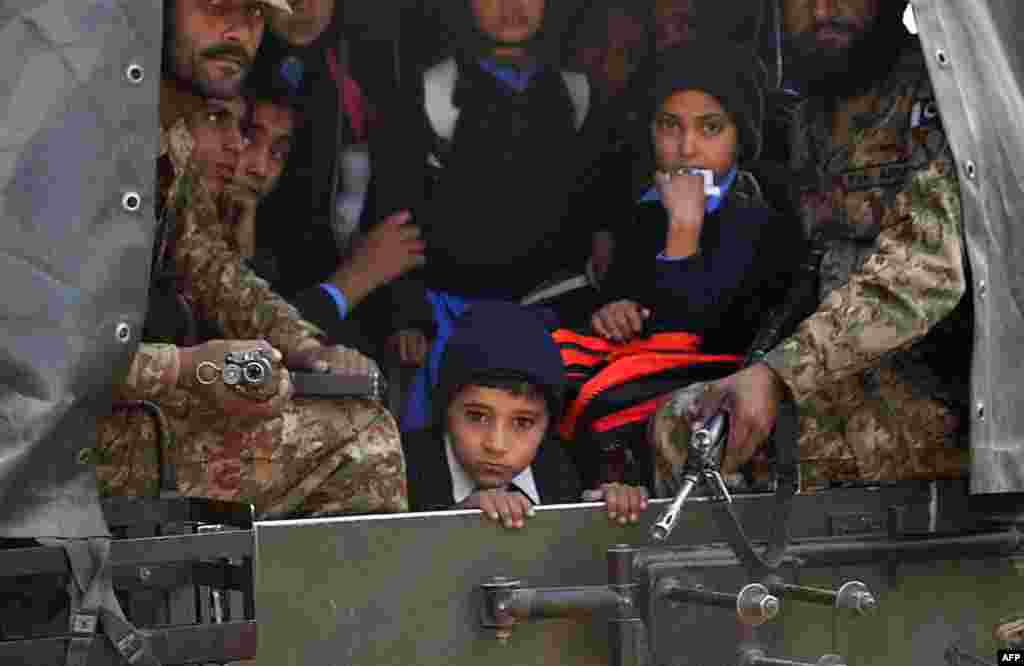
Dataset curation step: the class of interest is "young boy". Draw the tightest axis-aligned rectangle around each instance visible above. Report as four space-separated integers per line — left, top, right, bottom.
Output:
591 40 805 355
402 302 648 528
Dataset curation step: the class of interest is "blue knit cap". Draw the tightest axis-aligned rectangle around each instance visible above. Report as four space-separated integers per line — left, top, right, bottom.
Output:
435 302 565 427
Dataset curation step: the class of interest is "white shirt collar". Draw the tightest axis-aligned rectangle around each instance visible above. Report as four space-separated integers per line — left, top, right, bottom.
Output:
445 435 541 505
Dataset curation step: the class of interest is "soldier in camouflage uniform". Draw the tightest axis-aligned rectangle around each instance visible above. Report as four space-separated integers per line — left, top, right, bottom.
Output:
651 0 969 491
87 0 408 518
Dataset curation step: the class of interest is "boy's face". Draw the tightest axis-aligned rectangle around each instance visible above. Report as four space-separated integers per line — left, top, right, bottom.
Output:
447 385 549 490
652 89 738 179
189 96 247 198
231 100 295 205
471 0 545 46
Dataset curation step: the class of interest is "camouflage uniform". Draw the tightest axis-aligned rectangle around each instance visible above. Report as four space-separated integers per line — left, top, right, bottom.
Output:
88 82 408 518
652 45 969 491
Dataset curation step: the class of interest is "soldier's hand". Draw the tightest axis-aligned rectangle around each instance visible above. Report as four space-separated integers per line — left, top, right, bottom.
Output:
286 342 381 377
349 211 426 288
690 363 786 473
179 340 292 421
387 329 430 367
592 300 650 342
458 488 536 529
583 483 649 525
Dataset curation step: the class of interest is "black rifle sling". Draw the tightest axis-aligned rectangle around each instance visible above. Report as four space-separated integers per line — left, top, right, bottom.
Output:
710 234 826 575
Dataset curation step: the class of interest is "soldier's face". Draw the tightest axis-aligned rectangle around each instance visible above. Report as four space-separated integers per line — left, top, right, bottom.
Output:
447 385 548 491
471 0 546 46
783 0 880 56
652 90 739 179
169 0 266 99
269 0 334 47
232 101 295 205
190 97 247 198
655 0 697 53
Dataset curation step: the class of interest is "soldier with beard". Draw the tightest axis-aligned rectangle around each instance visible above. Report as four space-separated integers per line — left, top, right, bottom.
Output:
651 0 970 487
87 0 409 519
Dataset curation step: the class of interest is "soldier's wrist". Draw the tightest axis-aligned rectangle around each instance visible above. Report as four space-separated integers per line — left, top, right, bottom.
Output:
756 354 794 399
175 346 198 390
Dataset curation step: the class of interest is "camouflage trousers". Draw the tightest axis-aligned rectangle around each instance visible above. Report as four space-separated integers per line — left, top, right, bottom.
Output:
649 368 967 496
90 392 408 519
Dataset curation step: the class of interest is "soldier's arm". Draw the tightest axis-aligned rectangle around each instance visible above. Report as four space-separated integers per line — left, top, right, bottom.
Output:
112 343 181 402
171 197 327 358
761 156 965 402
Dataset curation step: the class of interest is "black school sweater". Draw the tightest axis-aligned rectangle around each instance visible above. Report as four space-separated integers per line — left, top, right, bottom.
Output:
601 193 806 355
367 58 588 333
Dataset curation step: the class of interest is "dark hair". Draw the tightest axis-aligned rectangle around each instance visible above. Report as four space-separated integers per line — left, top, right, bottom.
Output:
456 371 551 414
242 66 305 120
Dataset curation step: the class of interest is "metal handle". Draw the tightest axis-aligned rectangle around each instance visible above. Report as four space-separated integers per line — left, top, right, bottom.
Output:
739 648 846 666
650 476 697 542
763 580 877 617
658 579 780 627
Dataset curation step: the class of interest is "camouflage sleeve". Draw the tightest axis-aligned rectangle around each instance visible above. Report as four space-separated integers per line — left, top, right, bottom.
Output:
761 157 965 402
168 168 326 356
113 343 180 402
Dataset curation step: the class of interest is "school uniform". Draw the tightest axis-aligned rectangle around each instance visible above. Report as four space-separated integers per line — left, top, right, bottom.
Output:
402 428 582 512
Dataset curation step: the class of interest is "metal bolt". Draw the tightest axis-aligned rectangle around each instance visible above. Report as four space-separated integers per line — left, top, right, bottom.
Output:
977 401 986 421
978 279 987 297
125 62 145 84
737 584 780 626
935 49 950 67
854 591 878 616
121 191 142 212
965 160 977 181
817 655 847 666
138 567 152 582
115 322 132 343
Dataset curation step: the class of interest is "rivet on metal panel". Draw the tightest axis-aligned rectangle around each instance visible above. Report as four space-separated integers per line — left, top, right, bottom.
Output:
125 63 145 84
138 567 152 582
121 191 142 212
965 160 977 180
115 322 132 343
978 279 987 298
935 48 950 67
976 402 985 421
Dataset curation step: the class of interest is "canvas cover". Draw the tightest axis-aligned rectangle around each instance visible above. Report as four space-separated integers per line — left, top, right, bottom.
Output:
911 0 1024 493
0 0 161 538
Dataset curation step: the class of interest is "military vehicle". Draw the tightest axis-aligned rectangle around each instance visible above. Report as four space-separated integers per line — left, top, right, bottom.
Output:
2 1 1023 665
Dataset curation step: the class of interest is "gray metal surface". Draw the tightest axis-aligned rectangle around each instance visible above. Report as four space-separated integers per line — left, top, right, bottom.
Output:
913 0 1024 493
253 484 992 666
0 0 161 538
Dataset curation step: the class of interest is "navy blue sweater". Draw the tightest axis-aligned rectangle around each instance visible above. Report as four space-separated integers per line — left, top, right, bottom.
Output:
601 193 806 355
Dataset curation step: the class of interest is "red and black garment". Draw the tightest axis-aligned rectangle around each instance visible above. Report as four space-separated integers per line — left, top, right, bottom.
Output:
553 329 742 485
